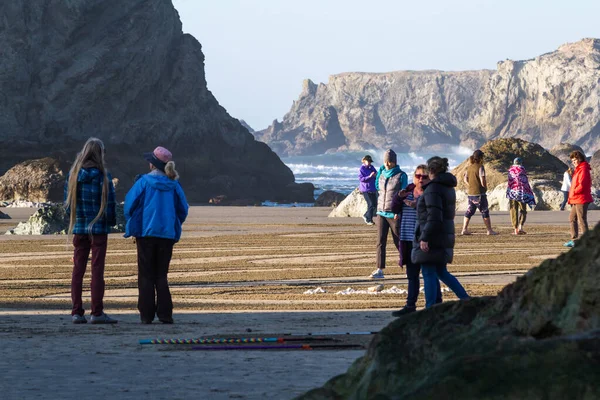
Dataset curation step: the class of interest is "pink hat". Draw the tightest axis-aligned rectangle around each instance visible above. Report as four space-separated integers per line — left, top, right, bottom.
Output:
143 146 173 171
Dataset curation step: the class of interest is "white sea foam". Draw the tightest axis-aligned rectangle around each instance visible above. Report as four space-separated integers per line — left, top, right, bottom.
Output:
282 150 468 196
261 149 472 206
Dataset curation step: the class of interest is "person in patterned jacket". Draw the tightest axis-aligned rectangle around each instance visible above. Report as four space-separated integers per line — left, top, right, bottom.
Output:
64 137 117 324
506 157 536 235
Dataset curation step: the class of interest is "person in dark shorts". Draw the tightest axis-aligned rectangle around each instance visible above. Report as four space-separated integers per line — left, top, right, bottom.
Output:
461 150 498 235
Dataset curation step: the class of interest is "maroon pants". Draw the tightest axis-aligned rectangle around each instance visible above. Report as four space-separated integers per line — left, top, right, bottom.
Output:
71 234 108 317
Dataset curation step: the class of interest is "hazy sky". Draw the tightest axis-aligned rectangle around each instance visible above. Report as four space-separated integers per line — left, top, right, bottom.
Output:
172 0 599 131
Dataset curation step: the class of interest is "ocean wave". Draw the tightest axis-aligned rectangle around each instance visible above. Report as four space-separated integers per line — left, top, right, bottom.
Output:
277 150 471 204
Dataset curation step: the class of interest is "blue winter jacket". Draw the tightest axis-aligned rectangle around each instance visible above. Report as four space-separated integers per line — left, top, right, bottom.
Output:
124 172 189 242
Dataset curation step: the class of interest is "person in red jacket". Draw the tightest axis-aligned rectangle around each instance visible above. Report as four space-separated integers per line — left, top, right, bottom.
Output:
564 150 593 248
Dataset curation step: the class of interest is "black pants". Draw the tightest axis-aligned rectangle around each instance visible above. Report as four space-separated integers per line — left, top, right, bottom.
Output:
136 237 175 322
376 215 400 269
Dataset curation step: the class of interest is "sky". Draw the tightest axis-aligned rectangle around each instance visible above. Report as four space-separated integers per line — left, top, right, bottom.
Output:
172 0 600 131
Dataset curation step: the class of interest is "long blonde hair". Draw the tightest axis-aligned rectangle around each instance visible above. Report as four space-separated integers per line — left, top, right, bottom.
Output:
65 138 109 234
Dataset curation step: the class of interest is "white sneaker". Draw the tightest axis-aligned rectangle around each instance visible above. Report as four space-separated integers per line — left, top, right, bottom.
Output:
362 216 368 224
370 269 385 279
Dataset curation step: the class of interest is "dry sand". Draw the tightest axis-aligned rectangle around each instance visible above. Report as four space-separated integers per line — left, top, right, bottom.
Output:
0 206 597 399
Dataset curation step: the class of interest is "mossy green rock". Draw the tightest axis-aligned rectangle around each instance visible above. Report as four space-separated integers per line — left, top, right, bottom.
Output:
297 223 600 399
453 138 567 192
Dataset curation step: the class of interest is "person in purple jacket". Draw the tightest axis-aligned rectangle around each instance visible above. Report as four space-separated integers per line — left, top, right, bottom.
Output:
359 155 377 225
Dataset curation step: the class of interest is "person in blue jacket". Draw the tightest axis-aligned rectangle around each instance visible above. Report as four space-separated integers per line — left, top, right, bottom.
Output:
124 146 189 324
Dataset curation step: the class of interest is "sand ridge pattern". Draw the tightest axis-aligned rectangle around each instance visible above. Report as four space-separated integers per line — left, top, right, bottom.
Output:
0 207 591 312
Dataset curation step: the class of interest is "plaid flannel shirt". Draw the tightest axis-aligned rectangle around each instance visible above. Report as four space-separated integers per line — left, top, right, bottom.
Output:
64 168 116 235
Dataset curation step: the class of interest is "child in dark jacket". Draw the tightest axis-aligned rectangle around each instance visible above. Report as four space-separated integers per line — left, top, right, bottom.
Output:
124 146 188 324
65 137 117 324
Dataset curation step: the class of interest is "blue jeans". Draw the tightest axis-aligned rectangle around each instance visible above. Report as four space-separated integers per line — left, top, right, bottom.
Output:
404 241 442 308
560 191 568 210
421 263 469 308
362 192 377 223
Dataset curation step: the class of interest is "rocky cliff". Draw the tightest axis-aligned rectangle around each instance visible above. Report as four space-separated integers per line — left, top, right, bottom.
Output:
0 1 312 203
257 38 600 156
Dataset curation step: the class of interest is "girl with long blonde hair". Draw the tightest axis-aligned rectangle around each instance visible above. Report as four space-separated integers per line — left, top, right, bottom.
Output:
65 137 117 324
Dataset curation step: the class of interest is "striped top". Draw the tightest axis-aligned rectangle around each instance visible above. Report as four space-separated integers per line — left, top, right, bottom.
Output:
400 193 418 241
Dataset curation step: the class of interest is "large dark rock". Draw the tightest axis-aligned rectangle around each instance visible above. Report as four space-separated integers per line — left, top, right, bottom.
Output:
0 1 309 203
298 222 600 399
282 182 316 203
0 158 66 202
549 142 587 166
238 120 255 133
257 39 600 156
314 190 346 207
452 138 567 192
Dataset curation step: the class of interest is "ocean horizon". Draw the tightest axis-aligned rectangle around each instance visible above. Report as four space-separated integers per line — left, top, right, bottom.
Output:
262 147 473 206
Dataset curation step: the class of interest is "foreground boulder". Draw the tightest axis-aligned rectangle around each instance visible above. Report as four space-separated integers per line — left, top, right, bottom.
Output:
0 158 65 202
299 223 600 399
6 204 125 235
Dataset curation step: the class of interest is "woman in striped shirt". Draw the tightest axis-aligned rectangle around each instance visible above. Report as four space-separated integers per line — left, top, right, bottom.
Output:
391 165 442 317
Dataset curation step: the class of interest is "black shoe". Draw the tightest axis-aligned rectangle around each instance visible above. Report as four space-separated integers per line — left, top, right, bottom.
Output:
159 317 174 324
392 307 416 317
141 319 153 324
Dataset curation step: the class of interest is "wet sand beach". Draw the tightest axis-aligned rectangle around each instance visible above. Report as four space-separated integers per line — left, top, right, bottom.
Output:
0 206 597 399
